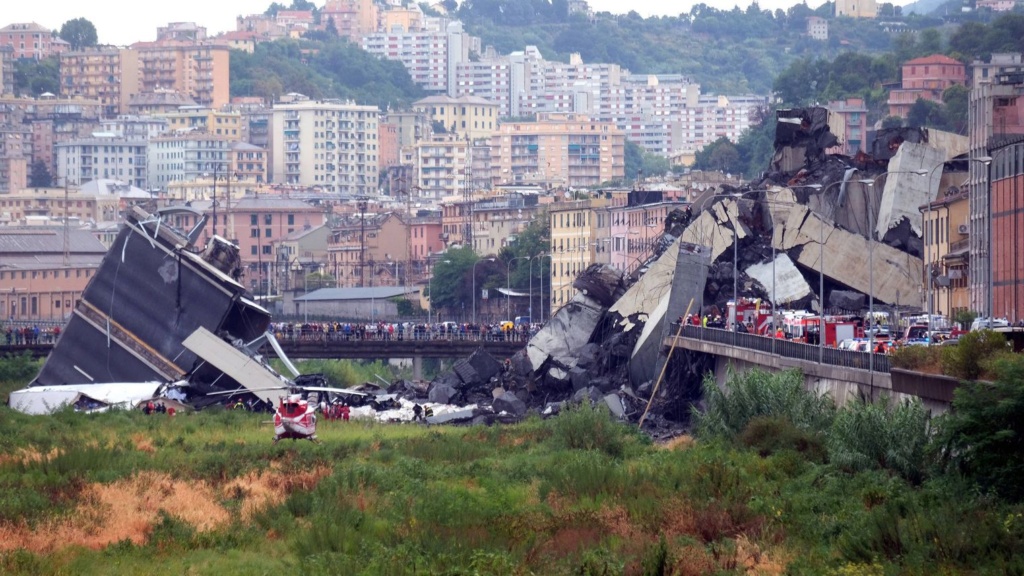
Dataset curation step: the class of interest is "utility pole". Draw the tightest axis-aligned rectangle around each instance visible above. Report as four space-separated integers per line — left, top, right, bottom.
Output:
357 197 368 288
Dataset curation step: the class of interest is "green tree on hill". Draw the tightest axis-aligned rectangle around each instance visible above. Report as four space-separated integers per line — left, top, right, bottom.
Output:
59 18 97 51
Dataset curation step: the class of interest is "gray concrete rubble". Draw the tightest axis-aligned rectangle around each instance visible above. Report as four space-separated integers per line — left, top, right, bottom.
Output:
877 142 944 239
745 253 812 306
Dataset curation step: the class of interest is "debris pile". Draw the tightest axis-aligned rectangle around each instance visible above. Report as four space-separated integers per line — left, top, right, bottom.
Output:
13 107 967 437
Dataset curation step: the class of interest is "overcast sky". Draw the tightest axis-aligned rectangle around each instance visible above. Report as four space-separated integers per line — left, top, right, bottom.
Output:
12 0 867 47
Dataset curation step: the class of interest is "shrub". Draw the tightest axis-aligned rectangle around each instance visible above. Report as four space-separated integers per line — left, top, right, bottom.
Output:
692 368 835 440
827 396 933 484
738 415 828 462
0 352 41 383
550 400 632 458
940 330 1007 380
889 345 942 372
933 354 1024 502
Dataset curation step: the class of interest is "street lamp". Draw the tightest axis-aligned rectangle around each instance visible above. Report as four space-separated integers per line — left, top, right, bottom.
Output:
970 155 995 324
531 252 551 322
472 257 495 325
507 256 529 320
428 259 451 324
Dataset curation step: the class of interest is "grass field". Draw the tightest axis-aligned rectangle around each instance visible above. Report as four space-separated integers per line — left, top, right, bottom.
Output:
2 355 1024 575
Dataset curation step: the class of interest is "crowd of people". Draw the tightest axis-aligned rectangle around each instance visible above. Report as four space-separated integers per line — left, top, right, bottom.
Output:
270 321 535 343
3 324 61 345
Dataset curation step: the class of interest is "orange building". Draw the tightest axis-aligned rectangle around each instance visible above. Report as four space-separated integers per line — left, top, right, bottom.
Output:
320 0 379 41
60 47 142 117
888 55 965 118
131 41 230 109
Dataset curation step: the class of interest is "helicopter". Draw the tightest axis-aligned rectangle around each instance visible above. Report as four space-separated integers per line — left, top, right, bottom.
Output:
209 380 369 443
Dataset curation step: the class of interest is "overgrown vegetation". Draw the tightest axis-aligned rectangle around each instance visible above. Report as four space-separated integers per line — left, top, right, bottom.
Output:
3 358 1024 574
890 329 1010 380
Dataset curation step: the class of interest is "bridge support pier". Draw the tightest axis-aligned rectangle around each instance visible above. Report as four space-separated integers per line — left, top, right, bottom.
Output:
412 356 423 381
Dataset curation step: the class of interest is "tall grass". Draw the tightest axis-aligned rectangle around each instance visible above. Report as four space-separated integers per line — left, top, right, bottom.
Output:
826 396 933 484
692 367 835 440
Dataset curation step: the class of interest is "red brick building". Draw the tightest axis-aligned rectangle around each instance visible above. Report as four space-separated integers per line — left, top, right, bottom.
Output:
888 55 966 118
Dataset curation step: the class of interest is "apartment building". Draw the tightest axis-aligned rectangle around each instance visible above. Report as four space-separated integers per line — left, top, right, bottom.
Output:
0 227 107 322
0 46 13 96
827 98 869 154
132 40 230 109
489 113 624 188
382 110 432 149
0 126 28 194
967 54 1024 315
413 133 469 201
321 0 379 41
361 21 477 94
888 54 965 118
547 197 605 311
327 212 409 288
0 95 104 184
269 96 380 195
55 136 148 188
147 132 239 191
987 137 1024 322
807 16 828 40
412 94 499 141
0 23 69 60
157 107 245 138
464 191 543 255
921 185 970 319
59 47 141 117
126 88 197 115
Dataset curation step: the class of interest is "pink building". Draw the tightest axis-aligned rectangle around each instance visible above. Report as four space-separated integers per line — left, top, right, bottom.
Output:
888 55 965 118
0 23 69 60
827 98 869 154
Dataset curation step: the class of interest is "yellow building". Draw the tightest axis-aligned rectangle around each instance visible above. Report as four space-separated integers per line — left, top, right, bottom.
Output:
158 107 245 138
381 6 424 32
547 196 611 311
413 95 499 142
59 47 141 117
922 186 970 319
321 0 379 41
489 113 625 189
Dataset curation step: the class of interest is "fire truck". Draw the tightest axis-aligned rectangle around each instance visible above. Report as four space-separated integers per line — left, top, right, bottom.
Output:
779 311 858 346
727 298 774 334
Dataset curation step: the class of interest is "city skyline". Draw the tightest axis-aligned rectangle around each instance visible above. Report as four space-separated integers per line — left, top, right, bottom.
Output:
7 0 889 48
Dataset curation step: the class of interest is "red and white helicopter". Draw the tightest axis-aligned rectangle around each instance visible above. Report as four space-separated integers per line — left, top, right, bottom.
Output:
211 382 368 443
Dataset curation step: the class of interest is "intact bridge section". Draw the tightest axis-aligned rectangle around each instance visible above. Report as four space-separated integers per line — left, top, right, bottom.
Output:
665 324 960 413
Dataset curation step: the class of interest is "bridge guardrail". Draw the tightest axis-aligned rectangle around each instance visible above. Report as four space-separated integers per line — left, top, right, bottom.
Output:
678 324 890 374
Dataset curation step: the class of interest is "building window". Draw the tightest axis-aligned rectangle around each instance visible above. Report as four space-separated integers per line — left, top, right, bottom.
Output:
264 214 272 225
250 214 257 225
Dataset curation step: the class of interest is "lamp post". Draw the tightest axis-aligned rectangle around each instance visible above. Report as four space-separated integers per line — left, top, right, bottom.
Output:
472 257 495 326
970 155 995 324
920 162 946 344
507 256 528 320
428 259 451 324
531 253 551 323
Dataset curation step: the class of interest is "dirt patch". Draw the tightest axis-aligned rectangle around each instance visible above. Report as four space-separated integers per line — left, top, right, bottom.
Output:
660 435 696 451
0 447 60 467
223 465 331 521
132 434 156 454
0 472 230 553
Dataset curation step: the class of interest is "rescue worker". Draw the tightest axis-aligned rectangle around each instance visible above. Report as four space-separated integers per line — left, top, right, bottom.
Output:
412 403 424 422
424 406 434 418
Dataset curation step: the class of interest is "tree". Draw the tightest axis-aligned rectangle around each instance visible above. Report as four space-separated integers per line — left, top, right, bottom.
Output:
13 57 59 96
881 115 904 129
28 160 52 188
934 355 1024 502
907 98 947 130
942 84 969 134
59 18 97 50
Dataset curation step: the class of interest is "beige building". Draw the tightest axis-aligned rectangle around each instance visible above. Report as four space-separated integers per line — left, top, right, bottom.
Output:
413 95 499 142
127 89 197 115
835 0 878 18
547 196 608 312
381 6 425 33
158 107 245 138
321 0 379 41
60 47 142 117
922 186 970 319
489 113 625 188
270 95 380 195
0 227 108 322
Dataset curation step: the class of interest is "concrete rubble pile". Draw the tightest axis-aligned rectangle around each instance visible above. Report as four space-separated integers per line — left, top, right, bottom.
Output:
410 107 970 434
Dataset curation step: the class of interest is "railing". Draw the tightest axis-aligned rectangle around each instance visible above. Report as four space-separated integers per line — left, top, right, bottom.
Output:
678 324 891 373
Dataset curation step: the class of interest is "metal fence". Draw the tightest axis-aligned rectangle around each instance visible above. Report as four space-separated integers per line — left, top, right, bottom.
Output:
678 324 891 373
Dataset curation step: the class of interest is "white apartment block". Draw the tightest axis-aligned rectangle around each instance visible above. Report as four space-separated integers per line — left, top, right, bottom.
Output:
270 97 380 196
98 116 169 140
55 137 148 189
147 133 237 192
361 21 478 95
413 134 468 200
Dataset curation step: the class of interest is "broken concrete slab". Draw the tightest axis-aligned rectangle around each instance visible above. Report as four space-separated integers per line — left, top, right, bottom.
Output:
745 253 812 306
526 292 606 373
493 391 527 417
878 142 944 239
465 348 503 382
604 393 626 419
428 382 459 404
426 408 477 425
572 264 625 307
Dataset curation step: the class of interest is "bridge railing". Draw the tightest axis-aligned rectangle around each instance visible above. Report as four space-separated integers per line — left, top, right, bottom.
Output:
678 324 891 373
